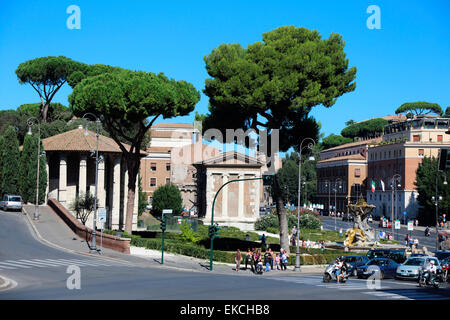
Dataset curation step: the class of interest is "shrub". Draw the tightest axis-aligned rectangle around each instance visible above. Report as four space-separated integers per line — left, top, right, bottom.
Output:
177 221 200 244
255 212 321 231
298 213 321 230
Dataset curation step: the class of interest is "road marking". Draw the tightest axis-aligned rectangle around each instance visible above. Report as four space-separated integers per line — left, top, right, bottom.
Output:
55 259 114 267
18 259 62 267
5 260 49 268
0 261 32 269
31 259 75 266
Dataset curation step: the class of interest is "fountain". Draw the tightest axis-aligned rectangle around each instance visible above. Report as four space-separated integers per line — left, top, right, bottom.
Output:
344 196 376 247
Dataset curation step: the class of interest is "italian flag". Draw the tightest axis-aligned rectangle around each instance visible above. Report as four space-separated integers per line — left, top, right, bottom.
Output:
371 180 376 193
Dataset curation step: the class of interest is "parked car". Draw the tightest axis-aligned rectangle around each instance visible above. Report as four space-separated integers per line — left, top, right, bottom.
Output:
357 258 399 279
0 195 23 212
342 213 354 222
395 256 441 280
343 255 370 276
367 248 407 264
259 206 269 216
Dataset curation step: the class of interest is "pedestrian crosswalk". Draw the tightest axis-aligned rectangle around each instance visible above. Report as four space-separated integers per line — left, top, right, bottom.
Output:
267 275 450 300
0 258 134 270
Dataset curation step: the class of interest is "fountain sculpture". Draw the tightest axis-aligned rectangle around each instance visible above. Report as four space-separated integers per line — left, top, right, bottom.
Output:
344 196 376 247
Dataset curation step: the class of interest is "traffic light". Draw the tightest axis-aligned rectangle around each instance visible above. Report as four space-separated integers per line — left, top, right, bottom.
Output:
160 217 166 232
209 224 221 239
438 149 450 171
262 174 274 186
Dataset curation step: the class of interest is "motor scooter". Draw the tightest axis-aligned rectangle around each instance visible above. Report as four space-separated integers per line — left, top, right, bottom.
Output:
323 263 349 283
418 269 440 288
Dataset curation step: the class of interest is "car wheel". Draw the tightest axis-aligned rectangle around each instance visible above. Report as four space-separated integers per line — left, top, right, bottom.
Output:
380 271 384 280
323 273 331 283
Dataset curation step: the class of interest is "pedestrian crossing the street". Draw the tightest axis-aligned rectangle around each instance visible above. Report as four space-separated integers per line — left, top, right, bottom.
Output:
267 275 450 300
0 258 135 270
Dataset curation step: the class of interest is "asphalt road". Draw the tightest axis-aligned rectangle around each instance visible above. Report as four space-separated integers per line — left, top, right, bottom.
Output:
321 216 439 250
0 210 449 300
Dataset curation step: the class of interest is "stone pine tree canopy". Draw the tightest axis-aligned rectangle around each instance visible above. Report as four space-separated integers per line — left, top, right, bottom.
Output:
395 102 443 116
197 26 357 253
341 118 389 140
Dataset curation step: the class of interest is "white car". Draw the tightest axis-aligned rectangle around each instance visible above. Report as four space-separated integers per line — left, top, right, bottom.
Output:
0 195 23 211
395 256 441 280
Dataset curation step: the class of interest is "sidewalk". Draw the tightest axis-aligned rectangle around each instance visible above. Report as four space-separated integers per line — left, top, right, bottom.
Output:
22 205 324 276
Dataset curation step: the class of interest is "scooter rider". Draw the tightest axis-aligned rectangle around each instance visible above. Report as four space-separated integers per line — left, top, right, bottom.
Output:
425 227 430 237
334 257 344 283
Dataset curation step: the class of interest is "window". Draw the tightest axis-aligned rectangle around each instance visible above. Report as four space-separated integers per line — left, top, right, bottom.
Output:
151 162 157 171
166 163 171 171
418 149 424 157
165 178 170 184
413 135 420 142
355 168 361 177
438 135 443 142
150 178 157 187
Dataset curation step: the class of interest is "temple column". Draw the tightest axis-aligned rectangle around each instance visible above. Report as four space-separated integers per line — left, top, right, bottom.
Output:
111 157 121 229
58 154 67 204
97 155 106 209
79 155 87 196
238 173 244 218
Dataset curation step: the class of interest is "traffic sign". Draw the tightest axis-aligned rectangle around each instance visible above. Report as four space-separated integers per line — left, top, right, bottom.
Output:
407 221 414 231
162 209 173 214
98 208 107 223
395 220 401 230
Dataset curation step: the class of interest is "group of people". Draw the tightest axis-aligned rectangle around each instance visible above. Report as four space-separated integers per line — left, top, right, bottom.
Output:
404 234 420 248
234 248 290 273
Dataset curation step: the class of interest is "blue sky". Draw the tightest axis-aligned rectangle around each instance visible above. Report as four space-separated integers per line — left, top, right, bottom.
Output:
0 0 449 140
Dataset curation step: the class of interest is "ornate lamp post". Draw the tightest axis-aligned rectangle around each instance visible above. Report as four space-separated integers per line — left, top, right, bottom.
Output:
334 178 343 231
295 138 316 272
390 174 401 240
82 113 101 254
433 171 447 251
27 117 43 221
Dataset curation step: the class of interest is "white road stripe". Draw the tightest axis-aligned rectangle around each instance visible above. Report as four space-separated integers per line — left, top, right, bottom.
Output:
55 259 113 267
0 263 17 269
18 259 62 267
43 259 94 267
5 260 48 268
0 261 32 269
31 259 74 266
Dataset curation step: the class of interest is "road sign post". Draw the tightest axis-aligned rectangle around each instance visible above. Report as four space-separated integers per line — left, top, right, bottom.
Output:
97 209 107 254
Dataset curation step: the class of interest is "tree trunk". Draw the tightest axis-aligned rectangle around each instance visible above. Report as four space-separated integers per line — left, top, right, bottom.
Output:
273 175 290 253
41 103 49 122
124 157 138 233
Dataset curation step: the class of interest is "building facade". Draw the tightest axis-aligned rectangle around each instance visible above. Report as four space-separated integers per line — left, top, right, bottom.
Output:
42 126 141 231
366 115 450 221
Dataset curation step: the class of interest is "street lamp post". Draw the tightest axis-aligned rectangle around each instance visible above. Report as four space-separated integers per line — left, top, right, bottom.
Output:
82 113 101 254
325 180 331 218
390 174 401 241
334 178 343 231
27 117 42 221
434 170 447 251
295 138 316 272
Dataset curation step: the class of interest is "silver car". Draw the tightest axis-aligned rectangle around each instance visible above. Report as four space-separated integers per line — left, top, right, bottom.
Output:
0 195 23 211
395 256 441 280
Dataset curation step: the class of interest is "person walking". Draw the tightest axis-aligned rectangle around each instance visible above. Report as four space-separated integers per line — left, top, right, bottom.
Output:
264 249 271 272
275 253 281 270
268 248 274 270
235 249 242 272
245 248 252 271
253 249 261 273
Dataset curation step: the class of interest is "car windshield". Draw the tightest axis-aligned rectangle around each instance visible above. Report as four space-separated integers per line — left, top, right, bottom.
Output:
345 257 358 263
435 252 450 261
368 259 384 266
368 251 387 259
9 197 21 202
404 258 423 266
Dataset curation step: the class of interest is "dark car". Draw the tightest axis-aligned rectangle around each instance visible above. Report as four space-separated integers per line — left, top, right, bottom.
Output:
367 248 407 264
342 213 354 222
357 258 399 279
343 255 370 276
434 250 450 262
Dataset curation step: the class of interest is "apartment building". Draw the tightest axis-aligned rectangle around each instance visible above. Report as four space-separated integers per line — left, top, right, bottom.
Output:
316 138 381 213
366 115 450 220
